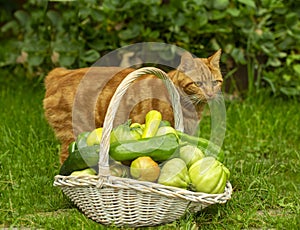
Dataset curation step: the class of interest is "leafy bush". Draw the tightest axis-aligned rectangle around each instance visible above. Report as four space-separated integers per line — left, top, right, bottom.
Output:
1 0 300 96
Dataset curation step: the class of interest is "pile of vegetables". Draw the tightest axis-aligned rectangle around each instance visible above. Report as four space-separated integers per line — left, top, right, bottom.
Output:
60 110 230 194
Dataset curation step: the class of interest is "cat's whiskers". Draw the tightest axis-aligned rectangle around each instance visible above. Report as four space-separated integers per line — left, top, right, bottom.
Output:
180 94 194 107
188 94 206 105
208 92 223 104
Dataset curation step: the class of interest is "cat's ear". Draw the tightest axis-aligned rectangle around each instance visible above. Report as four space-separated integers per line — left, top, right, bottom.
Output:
178 52 195 72
208 49 222 69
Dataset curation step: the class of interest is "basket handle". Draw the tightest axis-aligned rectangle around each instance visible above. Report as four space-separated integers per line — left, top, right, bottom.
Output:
98 67 184 176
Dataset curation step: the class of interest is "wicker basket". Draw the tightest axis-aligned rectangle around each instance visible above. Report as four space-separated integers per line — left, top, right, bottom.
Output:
54 67 232 227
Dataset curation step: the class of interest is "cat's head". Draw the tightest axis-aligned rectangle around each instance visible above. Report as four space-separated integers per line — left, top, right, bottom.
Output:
177 49 223 104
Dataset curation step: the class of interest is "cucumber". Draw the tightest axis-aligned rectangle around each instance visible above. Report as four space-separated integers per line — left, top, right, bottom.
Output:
68 141 77 153
109 133 179 162
76 132 90 149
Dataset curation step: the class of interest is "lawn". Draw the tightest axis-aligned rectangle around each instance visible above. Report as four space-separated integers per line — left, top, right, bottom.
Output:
0 72 299 229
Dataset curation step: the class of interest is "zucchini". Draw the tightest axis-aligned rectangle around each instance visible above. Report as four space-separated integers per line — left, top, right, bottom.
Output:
142 110 162 138
109 133 179 162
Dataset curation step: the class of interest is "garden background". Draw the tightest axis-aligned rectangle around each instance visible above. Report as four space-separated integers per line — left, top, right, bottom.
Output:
0 0 299 229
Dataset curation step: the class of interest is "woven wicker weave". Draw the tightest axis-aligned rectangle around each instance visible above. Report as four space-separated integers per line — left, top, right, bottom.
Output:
54 67 232 227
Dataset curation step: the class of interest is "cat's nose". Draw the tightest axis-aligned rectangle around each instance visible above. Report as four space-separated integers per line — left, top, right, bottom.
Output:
206 93 214 98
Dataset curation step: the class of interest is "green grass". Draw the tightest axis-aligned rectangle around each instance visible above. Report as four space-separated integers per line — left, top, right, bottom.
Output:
0 72 299 229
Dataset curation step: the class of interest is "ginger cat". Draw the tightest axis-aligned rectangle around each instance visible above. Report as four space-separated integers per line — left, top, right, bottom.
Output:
43 50 223 164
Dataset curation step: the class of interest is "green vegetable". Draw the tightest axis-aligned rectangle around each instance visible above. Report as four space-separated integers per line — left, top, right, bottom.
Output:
159 120 171 127
177 131 225 162
109 161 130 178
76 131 90 149
130 122 144 129
130 156 160 182
142 110 162 138
60 132 98 175
86 128 103 146
158 158 191 189
188 157 230 194
110 120 138 144
70 168 97 176
127 121 144 139
129 126 143 140
156 126 179 139
109 133 179 162
179 144 205 168
59 144 99 176
68 141 77 154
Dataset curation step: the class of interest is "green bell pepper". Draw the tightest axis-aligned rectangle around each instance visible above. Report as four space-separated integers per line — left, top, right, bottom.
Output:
189 157 230 194
158 158 191 189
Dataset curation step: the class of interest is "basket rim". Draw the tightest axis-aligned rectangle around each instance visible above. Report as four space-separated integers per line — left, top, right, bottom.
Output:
54 174 232 205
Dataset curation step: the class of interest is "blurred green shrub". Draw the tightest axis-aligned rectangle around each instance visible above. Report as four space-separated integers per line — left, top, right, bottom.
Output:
1 0 299 96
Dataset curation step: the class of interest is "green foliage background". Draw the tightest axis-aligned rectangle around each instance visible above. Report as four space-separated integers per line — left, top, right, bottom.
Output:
1 0 300 96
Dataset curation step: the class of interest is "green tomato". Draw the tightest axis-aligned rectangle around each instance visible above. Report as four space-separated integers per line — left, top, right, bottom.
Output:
130 156 160 182
109 161 130 178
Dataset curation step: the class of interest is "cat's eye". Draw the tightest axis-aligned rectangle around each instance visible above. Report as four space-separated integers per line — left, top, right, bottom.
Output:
212 80 220 86
195 81 203 87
